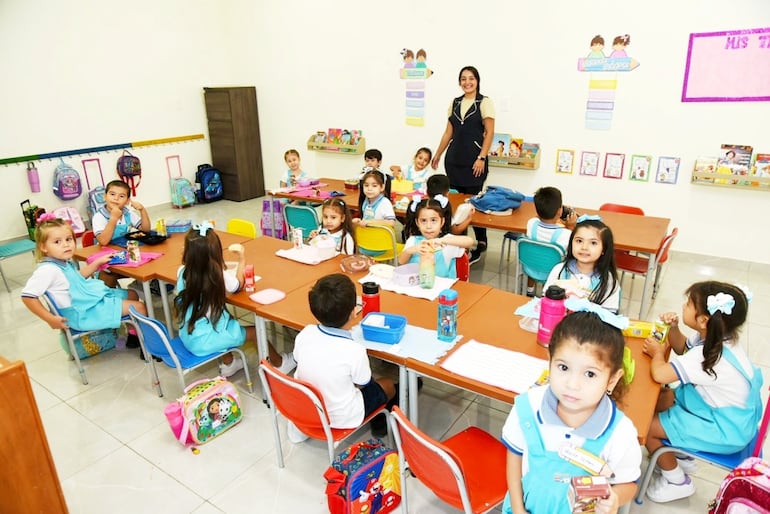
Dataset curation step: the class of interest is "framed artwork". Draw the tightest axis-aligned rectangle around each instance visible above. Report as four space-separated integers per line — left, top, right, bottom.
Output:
656 156 681 184
603 153 625 179
556 149 575 174
629 154 652 182
579 151 600 176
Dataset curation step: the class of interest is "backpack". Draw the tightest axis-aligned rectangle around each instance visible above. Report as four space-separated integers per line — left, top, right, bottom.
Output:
21 199 45 240
195 164 224 203
58 327 121 360
709 457 770 513
52 159 83 200
82 158 106 220
166 156 196 208
117 150 141 196
163 376 243 445
469 185 524 214
51 206 86 236
324 439 401 514
261 198 288 239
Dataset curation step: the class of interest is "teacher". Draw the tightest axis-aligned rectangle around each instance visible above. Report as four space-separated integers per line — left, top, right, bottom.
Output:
431 65 495 265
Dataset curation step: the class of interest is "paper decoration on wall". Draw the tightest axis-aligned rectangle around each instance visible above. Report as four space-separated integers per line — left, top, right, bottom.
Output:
656 157 680 185
399 48 433 126
629 155 652 182
577 34 640 130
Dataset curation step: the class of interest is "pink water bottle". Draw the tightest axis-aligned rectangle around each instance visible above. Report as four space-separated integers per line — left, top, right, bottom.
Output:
537 285 566 347
27 162 40 193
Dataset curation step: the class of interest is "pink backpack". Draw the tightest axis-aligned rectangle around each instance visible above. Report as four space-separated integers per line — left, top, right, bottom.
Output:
709 457 770 513
164 376 243 445
51 206 86 236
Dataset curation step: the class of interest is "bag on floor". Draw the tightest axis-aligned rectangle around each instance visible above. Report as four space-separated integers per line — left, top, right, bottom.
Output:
469 185 524 215
195 164 224 203
166 158 197 208
708 457 770 514
260 199 287 239
59 327 120 359
21 199 45 240
324 439 401 514
164 376 243 446
52 159 83 200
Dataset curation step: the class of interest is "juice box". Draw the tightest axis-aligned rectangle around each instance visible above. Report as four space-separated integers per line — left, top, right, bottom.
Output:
568 476 611 513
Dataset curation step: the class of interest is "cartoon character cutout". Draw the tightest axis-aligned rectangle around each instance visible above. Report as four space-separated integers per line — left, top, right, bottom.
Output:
610 34 630 58
587 35 606 59
400 48 415 68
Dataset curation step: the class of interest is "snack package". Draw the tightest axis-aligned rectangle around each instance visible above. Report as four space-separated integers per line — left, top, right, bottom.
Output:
568 476 611 513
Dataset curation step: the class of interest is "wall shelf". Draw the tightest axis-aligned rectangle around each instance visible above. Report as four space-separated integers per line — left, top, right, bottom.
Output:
691 171 770 191
307 135 366 155
488 153 540 171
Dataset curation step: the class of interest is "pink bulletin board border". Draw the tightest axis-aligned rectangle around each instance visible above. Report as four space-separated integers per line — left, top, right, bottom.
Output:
682 27 770 102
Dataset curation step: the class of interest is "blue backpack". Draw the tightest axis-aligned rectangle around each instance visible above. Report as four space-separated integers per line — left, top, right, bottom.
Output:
195 164 224 203
469 185 524 213
52 159 83 200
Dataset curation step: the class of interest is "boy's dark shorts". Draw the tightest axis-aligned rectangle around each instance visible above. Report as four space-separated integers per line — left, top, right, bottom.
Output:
360 379 388 417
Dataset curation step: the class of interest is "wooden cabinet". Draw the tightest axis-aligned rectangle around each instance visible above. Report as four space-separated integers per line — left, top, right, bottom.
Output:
0 356 68 513
204 87 265 201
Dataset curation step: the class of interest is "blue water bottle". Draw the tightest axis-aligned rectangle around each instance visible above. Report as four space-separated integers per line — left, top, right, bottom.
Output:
437 289 458 342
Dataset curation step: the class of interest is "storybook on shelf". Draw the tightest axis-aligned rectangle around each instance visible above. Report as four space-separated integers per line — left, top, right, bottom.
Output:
691 156 718 184
716 144 752 184
754 153 770 178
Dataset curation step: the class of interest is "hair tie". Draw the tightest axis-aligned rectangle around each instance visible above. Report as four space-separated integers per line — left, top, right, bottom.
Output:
564 297 629 330
577 214 602 224
193 220 214 237
433 194 449 208
37 212 57 223
707 293 735 315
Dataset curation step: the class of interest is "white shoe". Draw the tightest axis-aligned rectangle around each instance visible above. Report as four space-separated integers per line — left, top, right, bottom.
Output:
276 352 296 374
287 420 309 444
675 455 699 474
646 474 695 503
219 356 244 378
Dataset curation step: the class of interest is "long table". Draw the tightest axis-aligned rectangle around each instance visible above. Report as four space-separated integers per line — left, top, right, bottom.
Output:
272 178 671 317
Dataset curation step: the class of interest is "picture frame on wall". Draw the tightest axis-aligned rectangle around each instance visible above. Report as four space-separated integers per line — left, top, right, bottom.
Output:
556 149 575 174
580 151 600 176
656 156 681 184
629 154 652 182
603 153 625 179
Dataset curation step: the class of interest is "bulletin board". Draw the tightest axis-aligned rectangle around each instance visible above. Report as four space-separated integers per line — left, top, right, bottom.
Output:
681 27 770 102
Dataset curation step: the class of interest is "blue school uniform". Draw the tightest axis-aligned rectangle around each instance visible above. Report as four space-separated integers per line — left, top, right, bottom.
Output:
405 235 459 278
176 267 245 357
660 346 763 454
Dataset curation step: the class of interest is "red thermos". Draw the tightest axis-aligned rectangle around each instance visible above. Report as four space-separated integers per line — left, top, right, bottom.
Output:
361 282 380 316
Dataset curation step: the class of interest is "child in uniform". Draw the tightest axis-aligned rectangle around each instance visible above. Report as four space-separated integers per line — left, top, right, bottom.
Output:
308 198 356 255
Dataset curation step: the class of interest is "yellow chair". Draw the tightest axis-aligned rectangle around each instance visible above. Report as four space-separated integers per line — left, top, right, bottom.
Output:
226 218 257 238
355 224 403 266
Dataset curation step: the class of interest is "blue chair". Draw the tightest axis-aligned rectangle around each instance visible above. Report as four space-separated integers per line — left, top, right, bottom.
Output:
635 385 770 505
513 238 566 295
283 204 320 242
499 231 524 274
128 306 253 397
42 292 137 385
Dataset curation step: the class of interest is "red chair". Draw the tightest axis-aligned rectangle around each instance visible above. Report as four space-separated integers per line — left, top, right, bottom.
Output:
599 203 645 215
615 228 678 315
81 230 95 247
456 251 470 282
258 359 388 467
388 406 507 513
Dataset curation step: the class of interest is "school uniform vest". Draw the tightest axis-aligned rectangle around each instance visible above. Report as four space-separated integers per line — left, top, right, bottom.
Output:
445 93 488 188
406 235 458 278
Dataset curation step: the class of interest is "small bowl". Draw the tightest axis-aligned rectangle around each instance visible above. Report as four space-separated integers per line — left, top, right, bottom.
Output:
344 178 360 190
313 235 337 260
392 263 420 287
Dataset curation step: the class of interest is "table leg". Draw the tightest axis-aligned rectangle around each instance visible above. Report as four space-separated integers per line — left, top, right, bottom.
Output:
407 369 419 425
253 313 270 403
158 280 174 336
639 252 657 319
141 280 155 319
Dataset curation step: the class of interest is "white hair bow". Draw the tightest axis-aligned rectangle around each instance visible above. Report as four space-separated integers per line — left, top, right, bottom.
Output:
707 292 735 315
193 220 214 237
433 194 449 208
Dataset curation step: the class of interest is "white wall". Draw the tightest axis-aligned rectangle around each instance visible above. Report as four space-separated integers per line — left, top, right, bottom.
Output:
2 0 768 262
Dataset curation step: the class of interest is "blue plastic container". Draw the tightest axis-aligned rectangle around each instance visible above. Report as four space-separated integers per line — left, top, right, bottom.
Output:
361 313 407 344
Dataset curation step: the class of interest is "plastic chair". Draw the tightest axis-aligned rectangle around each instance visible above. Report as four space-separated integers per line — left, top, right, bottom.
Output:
615 227 678 316
283 204 320 241
225 218 257 239
355 225 404 266
258 359 388 467
81 230 96 247
499 231 524 274
42 293 136 385
599 203 645 216
128 306 253 397
513 238 566 295
388 406 508 513
635 385 770 505
456 251 470 282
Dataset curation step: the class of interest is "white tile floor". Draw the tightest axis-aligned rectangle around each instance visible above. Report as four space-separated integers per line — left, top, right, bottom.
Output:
3 197 769 513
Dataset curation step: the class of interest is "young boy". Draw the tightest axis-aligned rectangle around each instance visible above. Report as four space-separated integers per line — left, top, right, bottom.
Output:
291 273 396 442
524 186 576 295
364 148 383 171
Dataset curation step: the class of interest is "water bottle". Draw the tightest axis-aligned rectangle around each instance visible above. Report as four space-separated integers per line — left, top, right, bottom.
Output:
361 282 380 317
419 250 435 289
27 162 40 193
437 289 458 342
537 285 567 347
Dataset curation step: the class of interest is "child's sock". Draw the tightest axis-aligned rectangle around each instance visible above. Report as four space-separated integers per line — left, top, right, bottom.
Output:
661 465 686 484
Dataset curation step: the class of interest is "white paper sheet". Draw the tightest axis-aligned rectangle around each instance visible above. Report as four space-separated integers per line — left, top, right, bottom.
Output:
357 273 457 301
275 247 338 265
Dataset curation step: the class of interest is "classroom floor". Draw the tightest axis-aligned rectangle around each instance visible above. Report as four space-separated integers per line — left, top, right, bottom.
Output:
2 197 768 513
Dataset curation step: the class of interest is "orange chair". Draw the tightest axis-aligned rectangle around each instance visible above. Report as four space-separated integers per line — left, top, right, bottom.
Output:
615 227 678 315
599 203 645 215
258 359 388 467
388 406 508 513
81 230 95 247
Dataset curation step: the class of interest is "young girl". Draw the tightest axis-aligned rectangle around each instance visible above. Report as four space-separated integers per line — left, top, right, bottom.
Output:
279 149 310 188
174 223 295 377
426 174 474 235
502 311 641 514
308 198 356 255
390 147 433 191
544 216 620 312
642 281 762 503
399 198 473 278
353 168 395 227
21 217 147 331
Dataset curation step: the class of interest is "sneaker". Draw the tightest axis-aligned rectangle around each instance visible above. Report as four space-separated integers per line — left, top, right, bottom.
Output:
219 356 244 378
526 286 536 297
469 248 483 265
370 413 388 438
675 455 699 474
646 474 695 503
287 420 309 444
276 352 297 374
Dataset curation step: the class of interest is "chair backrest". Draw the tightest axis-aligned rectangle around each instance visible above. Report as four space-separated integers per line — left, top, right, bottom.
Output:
753 386 770 457
258 359 331 433
456 251 470 282
599 203 645 215
128 306 175 362
517 237 565 282
389 406 474 511
226 218 257 239
283 204 320 240
81 230 95 247
656 227 678 265
355 224 398 265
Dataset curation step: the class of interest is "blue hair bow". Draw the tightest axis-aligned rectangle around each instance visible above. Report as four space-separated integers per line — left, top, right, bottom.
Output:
193 220 214 237
707 293 735 315
577 214 603 224
564 297 629 330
